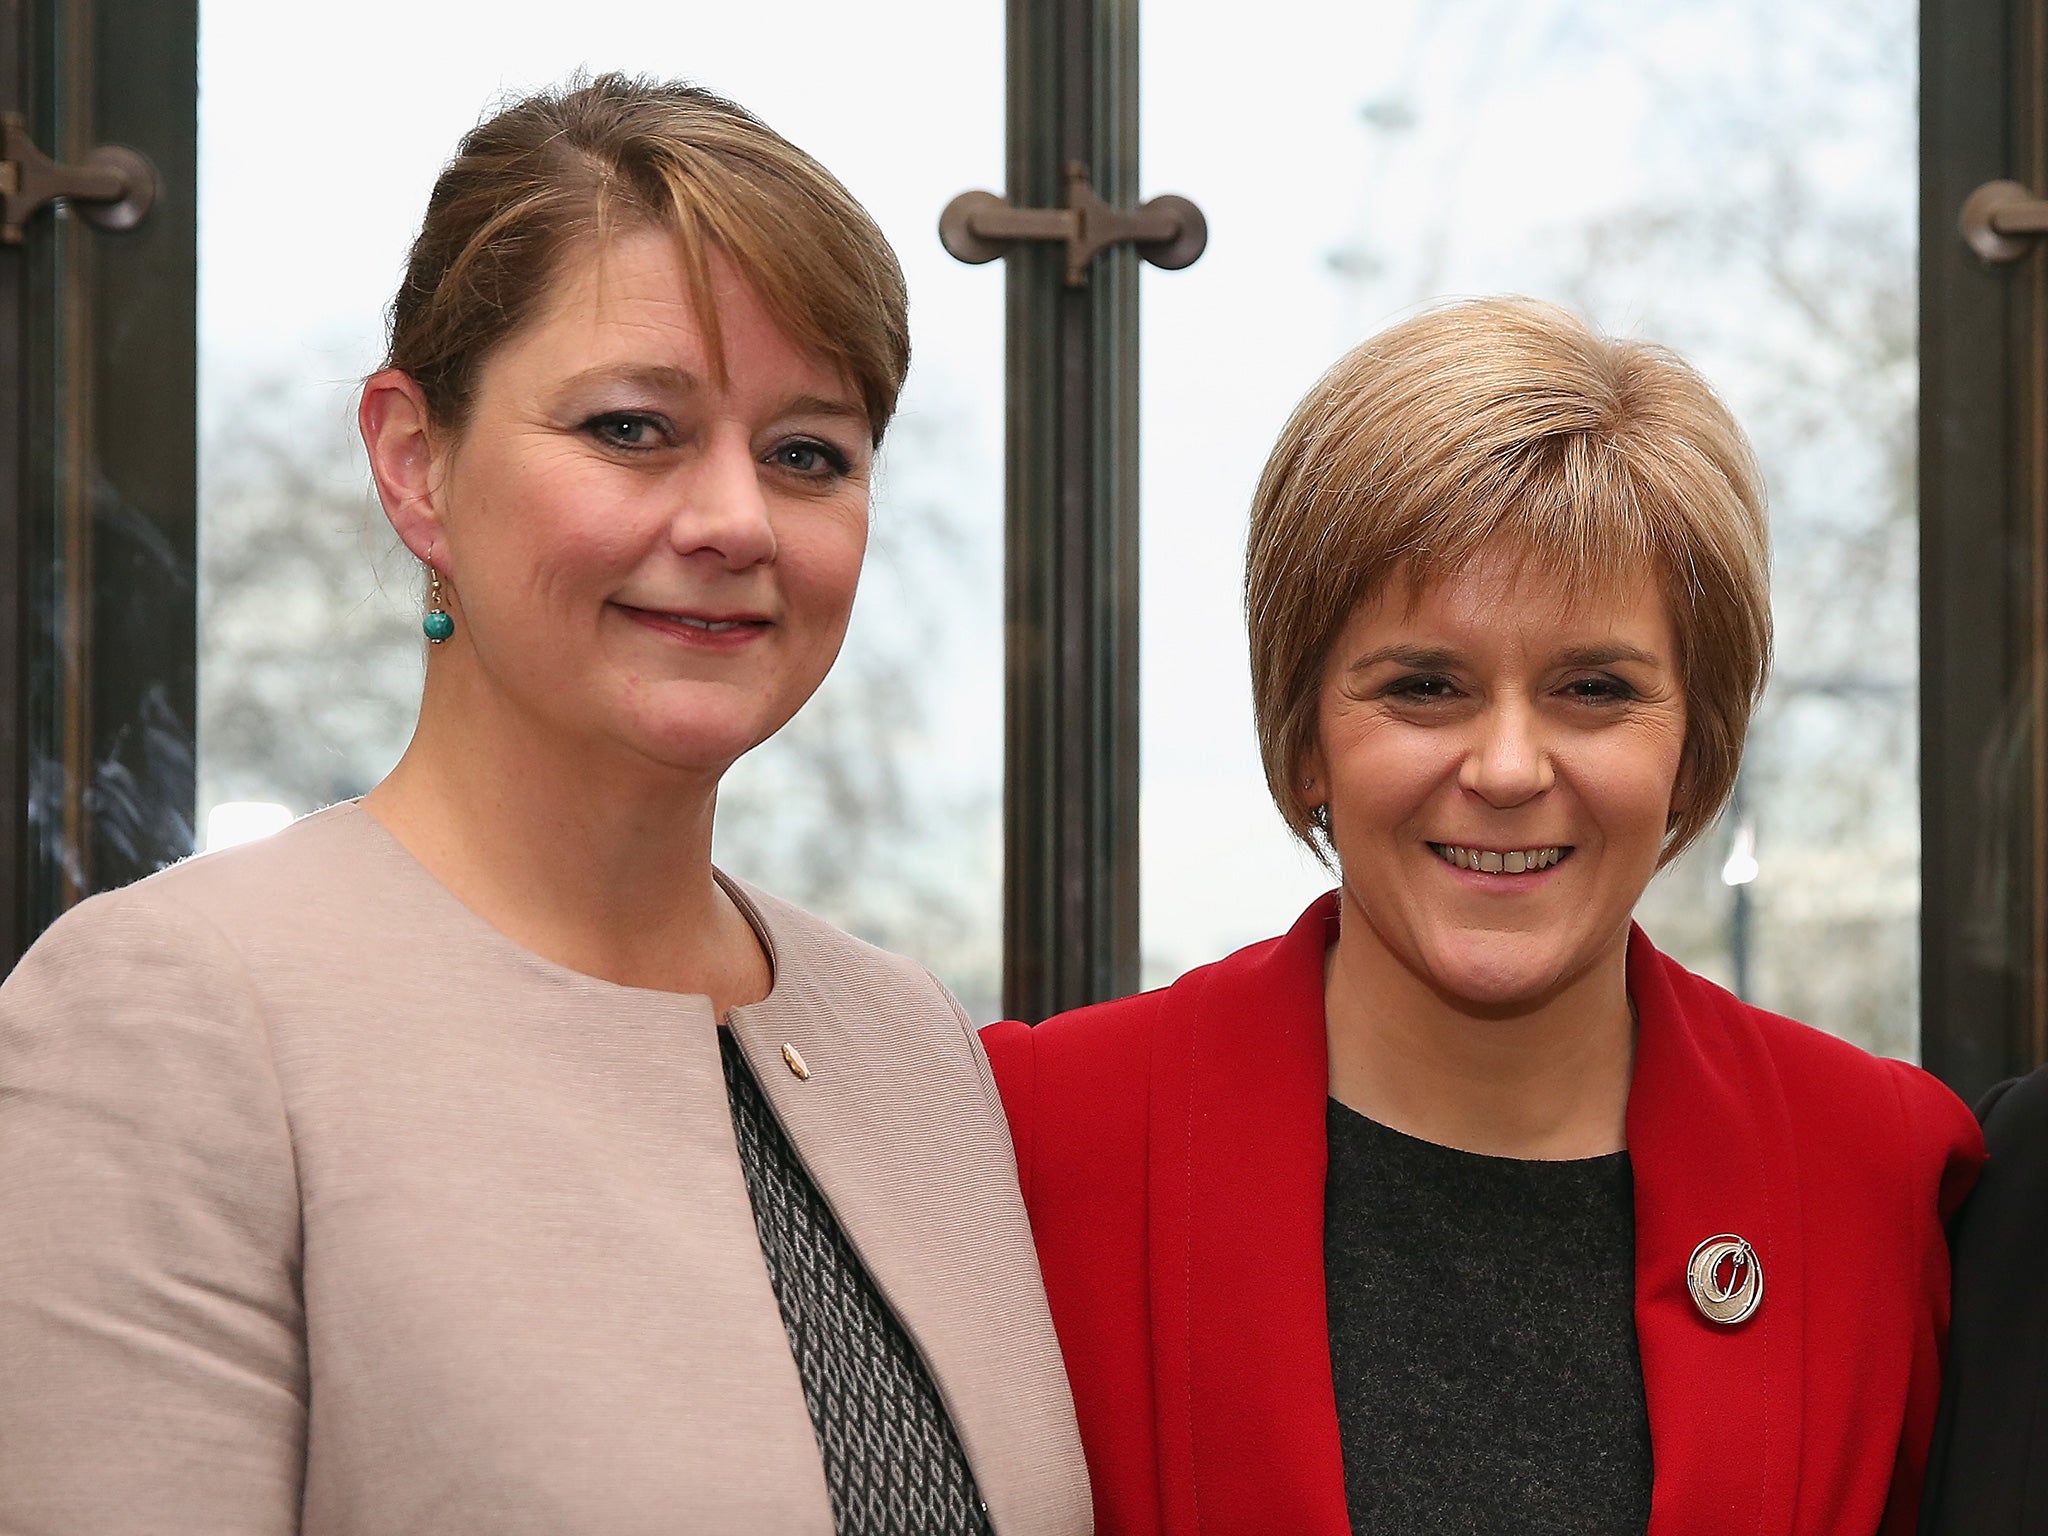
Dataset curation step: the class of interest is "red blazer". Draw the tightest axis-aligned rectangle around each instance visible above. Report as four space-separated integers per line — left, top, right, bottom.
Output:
983 895 1983 1536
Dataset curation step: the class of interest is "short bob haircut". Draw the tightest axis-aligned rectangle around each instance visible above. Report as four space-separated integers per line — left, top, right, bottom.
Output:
385 73 910 445
1245 297 1771 865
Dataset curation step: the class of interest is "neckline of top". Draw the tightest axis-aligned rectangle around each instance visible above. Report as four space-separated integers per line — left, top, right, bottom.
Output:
1326 1094 1631 1172
314 798 783 1018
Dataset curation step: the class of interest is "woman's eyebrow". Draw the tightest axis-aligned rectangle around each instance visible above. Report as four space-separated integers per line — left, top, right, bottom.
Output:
1557 642 1662 668
1346 644 1461 674
555 362 704 397
779 393 868 426
548 370 864 425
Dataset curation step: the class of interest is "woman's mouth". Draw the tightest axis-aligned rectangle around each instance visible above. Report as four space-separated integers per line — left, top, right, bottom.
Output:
615 604 773 644
1429 842 1570 874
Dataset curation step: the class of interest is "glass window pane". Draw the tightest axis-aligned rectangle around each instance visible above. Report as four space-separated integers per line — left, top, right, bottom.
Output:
1141 0 1916 1055
198 3 1005 1016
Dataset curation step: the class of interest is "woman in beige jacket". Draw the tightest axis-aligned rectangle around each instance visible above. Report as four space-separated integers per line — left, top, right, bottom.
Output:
0 75 1088 1536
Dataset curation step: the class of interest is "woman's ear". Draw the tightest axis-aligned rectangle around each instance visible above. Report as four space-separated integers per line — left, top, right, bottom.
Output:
360 369 446 565
1667 739 1698 826
1296 739 1329 815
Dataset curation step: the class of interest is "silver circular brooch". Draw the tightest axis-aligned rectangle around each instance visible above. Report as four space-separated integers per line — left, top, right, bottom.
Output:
1686 1234 1763 1326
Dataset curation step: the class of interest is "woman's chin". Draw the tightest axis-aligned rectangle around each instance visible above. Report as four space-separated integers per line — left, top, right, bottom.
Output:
639 728 770 776
601 695 806 777
1417 936 1582 1016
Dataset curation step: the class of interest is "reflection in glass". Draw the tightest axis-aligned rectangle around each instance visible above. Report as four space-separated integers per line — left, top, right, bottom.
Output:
1142 0 1917 1054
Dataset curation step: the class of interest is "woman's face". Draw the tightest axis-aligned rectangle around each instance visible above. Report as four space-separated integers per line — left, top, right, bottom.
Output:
403 228 872 777
1303 544 1689 1014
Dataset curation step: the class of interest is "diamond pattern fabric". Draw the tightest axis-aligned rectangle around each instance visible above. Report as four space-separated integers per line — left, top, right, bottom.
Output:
721 1028 993 1536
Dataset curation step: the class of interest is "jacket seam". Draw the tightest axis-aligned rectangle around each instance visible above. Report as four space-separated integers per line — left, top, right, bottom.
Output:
161 891 310 1290
107 884 310 1402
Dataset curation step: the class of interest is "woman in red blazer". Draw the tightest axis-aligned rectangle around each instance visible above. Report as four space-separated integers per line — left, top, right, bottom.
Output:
984 299 1982 1536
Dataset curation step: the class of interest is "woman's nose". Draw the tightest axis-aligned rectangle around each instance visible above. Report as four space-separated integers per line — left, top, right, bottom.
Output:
669 439 777 569
1457 702 1555 806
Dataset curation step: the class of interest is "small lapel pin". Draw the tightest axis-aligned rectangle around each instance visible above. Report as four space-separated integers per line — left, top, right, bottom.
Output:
781 1042 811 1081
1687 1233 1762 1326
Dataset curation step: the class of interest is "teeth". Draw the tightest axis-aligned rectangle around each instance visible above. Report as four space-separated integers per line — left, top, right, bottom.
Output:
668 615 743 633
1431 843 1564 874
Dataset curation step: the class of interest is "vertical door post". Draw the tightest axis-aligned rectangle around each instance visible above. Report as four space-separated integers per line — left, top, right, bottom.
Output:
1922 0 2048 1098
0 0 196 971
0 0 29 962
1002 0 1143 1021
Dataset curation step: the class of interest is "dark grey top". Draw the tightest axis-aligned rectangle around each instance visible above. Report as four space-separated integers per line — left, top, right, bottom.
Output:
1323 1097 1652 1535
722 1027 992 1536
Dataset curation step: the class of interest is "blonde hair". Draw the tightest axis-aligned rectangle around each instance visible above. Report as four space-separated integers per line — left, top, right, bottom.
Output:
385 73 910 443
1245 297 1771 863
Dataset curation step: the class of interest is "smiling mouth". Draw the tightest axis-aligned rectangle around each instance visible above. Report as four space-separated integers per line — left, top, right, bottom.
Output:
1429 842 1570 875
618 603 772 635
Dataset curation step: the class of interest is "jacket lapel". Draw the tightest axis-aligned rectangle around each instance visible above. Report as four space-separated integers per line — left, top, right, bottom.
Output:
1149 894 1352 1535
1626 928 1802 1536
723 879 1092 1536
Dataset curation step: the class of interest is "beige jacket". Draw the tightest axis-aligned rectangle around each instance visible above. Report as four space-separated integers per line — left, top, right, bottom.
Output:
0 803 1090 1535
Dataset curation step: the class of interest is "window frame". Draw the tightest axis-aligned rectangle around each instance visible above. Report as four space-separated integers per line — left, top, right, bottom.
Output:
0 0 197 970
1921 0 2048 1100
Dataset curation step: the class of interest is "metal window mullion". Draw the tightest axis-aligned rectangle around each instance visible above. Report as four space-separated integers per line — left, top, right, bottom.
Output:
0 0 195 972
0 0 27 961
1002 0 1142 1022
1920 0 2048 1098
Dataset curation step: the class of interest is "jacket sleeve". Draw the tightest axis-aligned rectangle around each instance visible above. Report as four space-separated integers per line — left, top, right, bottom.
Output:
1918 1065 2048 1536
1879 1059 1984 1536
0 888 306 1535
978 1019 1037 1207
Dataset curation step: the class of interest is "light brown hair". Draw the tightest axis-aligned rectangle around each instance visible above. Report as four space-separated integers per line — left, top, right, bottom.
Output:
385 73 910 443
1245 297 1771 863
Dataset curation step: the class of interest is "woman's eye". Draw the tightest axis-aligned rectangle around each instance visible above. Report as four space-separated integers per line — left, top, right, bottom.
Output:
1387 674 1459 702
769 438 853 478
584 412 665 450
1563 675 1634 704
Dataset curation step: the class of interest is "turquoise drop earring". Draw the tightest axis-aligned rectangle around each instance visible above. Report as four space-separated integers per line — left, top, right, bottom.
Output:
423 566 455 644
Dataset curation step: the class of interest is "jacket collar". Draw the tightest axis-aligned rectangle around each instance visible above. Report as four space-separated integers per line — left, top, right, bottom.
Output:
1625 929 1801 1536
1148 893 1350 1535
1145 896 1797 1536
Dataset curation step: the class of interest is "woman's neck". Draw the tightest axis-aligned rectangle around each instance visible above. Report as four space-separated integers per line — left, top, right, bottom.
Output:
360 688 770 1011
1323 909 1635 1161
